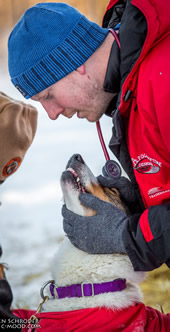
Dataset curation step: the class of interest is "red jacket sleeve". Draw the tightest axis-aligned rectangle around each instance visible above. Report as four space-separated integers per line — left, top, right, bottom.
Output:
123 203 170 271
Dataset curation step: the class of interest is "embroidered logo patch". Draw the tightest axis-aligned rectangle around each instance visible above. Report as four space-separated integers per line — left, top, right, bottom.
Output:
148 187 170 199
132 154 161 174
3 157 21 177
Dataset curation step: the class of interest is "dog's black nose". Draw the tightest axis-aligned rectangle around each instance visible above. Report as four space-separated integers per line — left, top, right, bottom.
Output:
73 154 84 163
66 154 84 169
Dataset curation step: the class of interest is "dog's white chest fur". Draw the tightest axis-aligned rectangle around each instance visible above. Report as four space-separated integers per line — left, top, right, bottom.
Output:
43 238 145 312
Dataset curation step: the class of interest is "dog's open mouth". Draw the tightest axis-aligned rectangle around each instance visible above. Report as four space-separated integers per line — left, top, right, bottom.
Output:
66 167 88 194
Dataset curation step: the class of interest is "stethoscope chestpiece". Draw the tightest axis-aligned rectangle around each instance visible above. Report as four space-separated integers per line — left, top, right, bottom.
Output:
102 160 121 179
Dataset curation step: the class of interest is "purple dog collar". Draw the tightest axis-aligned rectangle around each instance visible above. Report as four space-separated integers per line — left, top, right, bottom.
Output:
49 279 126 299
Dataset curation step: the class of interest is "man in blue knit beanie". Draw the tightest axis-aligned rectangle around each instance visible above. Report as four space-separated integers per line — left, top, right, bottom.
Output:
8 2 114 122
8 1 170 274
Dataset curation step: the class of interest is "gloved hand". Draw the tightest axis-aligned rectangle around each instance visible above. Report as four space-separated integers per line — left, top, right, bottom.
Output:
62 193 128 254
97 175 141 214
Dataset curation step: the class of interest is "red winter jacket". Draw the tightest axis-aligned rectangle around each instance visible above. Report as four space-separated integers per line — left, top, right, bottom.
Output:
103 0 170 271
13 304 170 332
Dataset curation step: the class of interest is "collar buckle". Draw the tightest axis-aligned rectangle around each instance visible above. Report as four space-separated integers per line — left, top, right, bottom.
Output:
81 282 94 297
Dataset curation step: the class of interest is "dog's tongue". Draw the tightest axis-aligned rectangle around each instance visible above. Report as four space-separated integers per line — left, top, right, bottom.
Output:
66 168 86 193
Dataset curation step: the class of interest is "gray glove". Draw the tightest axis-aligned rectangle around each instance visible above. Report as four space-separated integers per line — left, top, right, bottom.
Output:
62 193 128 254
97 175 141 214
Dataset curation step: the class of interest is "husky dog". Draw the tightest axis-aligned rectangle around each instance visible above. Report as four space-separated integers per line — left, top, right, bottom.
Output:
43 154 145 312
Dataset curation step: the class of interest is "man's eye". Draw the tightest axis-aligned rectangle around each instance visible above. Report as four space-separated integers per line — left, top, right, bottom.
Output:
44 93 53 100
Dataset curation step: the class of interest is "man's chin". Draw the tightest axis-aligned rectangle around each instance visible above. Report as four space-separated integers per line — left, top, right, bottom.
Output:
77 112 101 122
76 112 86 120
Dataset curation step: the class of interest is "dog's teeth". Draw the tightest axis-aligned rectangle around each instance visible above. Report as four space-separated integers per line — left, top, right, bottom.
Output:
67 167 74 172
66 167 86 193
66 167 78 178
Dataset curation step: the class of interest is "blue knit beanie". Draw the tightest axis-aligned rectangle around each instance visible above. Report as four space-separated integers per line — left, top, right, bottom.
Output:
8 2 108 99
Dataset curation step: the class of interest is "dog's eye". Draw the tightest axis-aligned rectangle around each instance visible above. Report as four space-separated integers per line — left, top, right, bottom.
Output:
111 188 119 196
112 189 117 194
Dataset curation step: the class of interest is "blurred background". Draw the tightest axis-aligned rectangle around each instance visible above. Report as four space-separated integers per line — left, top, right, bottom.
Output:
0 0 107 71
0 0 170 313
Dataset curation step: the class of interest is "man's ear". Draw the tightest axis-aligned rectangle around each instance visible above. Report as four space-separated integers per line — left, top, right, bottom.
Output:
76 64 85 75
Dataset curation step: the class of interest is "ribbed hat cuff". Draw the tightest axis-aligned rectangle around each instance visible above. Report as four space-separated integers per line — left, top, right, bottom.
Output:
12 16 108 99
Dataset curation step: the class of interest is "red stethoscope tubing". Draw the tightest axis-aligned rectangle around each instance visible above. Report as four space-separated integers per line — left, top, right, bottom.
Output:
96 121 110 161
96 28 120 162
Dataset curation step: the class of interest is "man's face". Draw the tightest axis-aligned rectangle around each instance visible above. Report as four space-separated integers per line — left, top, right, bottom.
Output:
31 70 111 122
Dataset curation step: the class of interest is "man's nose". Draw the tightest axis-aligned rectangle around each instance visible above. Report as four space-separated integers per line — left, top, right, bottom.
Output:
40 101 64 120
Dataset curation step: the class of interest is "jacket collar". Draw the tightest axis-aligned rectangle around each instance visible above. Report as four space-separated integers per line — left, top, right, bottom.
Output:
103 0 147 116
103 37 120 117
104 39 121 95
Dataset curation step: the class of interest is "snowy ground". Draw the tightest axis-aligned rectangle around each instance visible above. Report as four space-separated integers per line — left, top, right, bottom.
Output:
0 66 121 309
